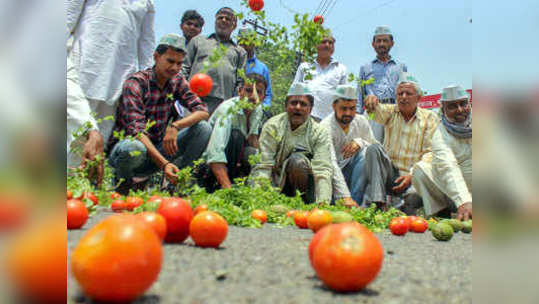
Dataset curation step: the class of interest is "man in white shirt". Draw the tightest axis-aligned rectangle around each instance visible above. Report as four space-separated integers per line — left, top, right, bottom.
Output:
321 85 378 207
293 33 348 121
66 0 156 142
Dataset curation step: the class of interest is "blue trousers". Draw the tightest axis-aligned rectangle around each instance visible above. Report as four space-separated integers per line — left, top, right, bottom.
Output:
341 149 367 203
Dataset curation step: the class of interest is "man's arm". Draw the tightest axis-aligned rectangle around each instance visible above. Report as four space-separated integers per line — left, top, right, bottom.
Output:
162 110 209 156
204 114 234 188
292 63 306 83
138 133 180 184
310 128 334 204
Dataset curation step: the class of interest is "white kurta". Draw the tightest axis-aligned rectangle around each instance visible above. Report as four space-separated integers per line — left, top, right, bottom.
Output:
412 124 472 216
66 0 155 105
321 114 378 199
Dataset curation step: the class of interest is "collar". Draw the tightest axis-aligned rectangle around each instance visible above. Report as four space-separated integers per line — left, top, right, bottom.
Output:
393 105 425 122
208 33 237 46
314 57 338 67
149 66 173 89
372 56 396 64
247 52 257 63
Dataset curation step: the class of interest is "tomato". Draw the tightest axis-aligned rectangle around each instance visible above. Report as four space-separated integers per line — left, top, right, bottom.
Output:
251 209 267 224
410 218 428 233
294 211 309 229
78 192 98 206
189 211 228 248
67 199 89 229
110 192 122 200
137 212 167 241
148 195 164 204
189 73 213 97
67 190 73 199
248 0 264 11
307 209 332 232
308 224 331 265
0 198 28 232
157 197 193 243
286 210 297 218
311 223 384 292
110 200 126 213
313 15 324 25
405 216 419 229
125 196 144 211
71 214 162 303
389 217 408 236
194 204 209 216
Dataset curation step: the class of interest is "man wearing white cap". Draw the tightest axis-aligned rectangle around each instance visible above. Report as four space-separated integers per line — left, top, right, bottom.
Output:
364 72 439 213
293 31 348 121
250 83 333 204
321 84 378 207
412 85 472 220
359 25 408 142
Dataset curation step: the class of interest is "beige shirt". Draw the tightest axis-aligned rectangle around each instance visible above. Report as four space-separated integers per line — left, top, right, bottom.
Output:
372 104 440 175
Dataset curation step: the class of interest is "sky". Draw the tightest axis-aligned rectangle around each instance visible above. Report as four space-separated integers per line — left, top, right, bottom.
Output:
153 0 477 94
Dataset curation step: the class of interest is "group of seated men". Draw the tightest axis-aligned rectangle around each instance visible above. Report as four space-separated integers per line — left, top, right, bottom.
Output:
77 32 472 220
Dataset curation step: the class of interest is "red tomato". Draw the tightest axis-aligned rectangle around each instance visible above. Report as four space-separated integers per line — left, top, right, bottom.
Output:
248 0 264 11
311 222 384 292
157 198 193 243
147 195 163 204
137 212 167 241
189 211 228 248
67 190 73 200
307 209 332 232
410 218 428 233
110 200 126 213
294 211 309 229
125 196 144 211
77 192 98 206
0 198 28 232
194 204 209 216
313 15 324 24
405 216 419 229
67 199 89 229
189 73 213 97
286 210 297 218
308 224 332 265
110 192 122 200
71 214 162 303
389 217 408 236
251 209 267 224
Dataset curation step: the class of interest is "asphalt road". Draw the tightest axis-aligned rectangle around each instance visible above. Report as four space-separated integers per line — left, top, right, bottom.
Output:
67 210 472 304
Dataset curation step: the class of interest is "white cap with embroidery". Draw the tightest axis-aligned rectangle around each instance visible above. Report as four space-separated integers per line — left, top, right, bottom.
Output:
374 25 392 36
334 84 357 101
439 85 469 102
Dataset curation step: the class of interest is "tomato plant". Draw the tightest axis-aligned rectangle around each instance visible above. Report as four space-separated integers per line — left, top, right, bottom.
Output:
251 209 267 224
157 197 193 243
67 199 89 229
307 209 332 232
389 217 408 236
189 73 213 97
189 211 228 248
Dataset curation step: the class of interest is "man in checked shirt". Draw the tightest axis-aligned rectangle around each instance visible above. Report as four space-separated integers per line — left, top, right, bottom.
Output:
107 33 212 194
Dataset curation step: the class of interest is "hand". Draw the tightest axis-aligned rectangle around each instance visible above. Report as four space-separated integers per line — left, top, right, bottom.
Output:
341 141 360 159
364 94 379 113
163 126 179 156
81 130 104 186
247 134 259 149
342 197 359 208
163 162 180 184
392 174 412 193
457 202 472 221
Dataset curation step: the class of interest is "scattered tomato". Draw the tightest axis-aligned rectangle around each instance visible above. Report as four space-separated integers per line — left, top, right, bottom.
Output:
194 204 209 216
67 190 73 200
308 224 331 265
307 209 332 232
286 210 297 218
110 192 122 200
189 211 228 248
294 211 309 229
311 223 384 292
389 217 408 236
313 15 324 24
110 200 126 213
147 195 163 204
77 192 98 206
405 216 419 229
71 214 162 303
251 209 267 224
137 212 167 241
157 197 193 243
67 199 89 229
248 0 264 11
125 196 144 211
189 73 213 97
410 218 428 233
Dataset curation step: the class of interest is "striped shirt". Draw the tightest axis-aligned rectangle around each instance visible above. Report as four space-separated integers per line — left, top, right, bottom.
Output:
372 104 440 175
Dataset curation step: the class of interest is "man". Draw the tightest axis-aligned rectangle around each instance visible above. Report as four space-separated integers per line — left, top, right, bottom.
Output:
238 27 273 109
202 73 266 191
250 83 333 204
67 0 156 142
180 10 204 45
107 34 212 194
182 7 247 114
293 33 348 121
364 73 439 213
412 85 472 220
321 85 378 206
358 26 408 142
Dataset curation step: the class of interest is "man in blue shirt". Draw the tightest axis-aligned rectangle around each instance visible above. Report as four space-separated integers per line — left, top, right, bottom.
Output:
358 26 407 142
238 27 273 109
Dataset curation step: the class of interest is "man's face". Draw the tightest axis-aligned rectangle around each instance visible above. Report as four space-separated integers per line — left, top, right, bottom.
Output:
443 98 471 123
286 95 312 129
317 38 335 58
396 83 420 117
372 34 394 56
153 48 184 80
215 11 237 38
332 99 357 125
238 81 266 106
181 19 202 41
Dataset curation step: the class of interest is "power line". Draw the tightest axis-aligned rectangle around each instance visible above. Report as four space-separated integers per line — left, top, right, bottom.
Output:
313 0 326 16
321 0 336 16
317 0 331 16
325 0 338 18
334 0 399 30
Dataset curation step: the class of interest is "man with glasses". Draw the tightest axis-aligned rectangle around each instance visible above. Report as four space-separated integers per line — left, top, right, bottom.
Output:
182 7 247 115
180 10 204 46
250 83 333 204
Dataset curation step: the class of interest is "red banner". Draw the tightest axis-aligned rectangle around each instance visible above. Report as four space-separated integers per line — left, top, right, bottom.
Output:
419 89 472 109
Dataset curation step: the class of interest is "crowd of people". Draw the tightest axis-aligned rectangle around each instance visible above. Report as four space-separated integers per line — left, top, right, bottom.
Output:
66 2 472 220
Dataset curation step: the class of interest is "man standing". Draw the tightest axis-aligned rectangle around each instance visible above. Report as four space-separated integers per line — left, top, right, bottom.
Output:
321 85 377 206
182 7 247 114
364 73 439 213
66 0 156 142
293 33 348 121
412 85 472 220
180 10 204 46
202 73 266 191
358 26 408 142
250 83 333 204
107 34 211 194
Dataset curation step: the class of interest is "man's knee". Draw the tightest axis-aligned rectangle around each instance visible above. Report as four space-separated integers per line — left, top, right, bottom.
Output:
365 143 383 160
109 140 146 168
286 153 312 186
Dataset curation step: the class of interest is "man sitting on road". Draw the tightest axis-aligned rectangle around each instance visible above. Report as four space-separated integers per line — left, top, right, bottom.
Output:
250 83 333 204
